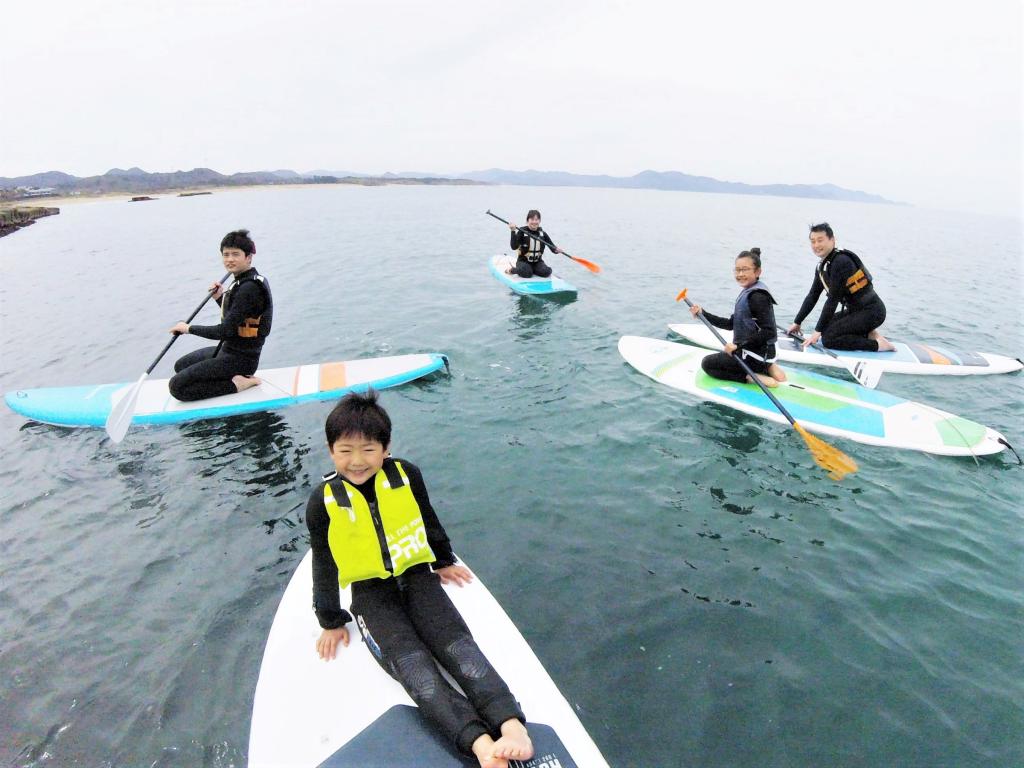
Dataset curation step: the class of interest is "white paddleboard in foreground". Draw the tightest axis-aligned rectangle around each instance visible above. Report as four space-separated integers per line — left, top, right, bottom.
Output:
5 353 448 429
668 323 1023 376
620 335 1010 457
249 549 608 767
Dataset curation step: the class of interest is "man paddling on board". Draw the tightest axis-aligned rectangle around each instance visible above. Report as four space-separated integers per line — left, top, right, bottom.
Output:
787 222 895 352
306 391 534 768
507 209 561 277
689 247 787 388
167 229 273 401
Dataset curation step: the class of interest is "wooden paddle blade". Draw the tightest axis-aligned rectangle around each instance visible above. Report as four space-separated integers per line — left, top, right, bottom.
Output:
794 422 858 480
568 254 601 273
105 373 147 443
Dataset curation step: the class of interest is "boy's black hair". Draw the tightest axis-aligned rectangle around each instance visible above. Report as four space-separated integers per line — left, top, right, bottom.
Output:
325 389 392 447
809 222 834 240
526 209 541 220
221 229 256 256
737 246 762 269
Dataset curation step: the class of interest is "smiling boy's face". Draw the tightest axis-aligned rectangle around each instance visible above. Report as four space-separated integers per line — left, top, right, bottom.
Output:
329 433 389 484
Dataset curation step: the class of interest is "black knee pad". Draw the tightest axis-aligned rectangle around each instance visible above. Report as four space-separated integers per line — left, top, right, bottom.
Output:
391 649 439 702
445 637 489 680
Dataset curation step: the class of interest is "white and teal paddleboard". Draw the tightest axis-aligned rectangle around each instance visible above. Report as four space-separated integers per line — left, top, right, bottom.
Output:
249 549 609 768
489 254 577 297
619 336 1010 456
668 323 1023 377
4 353 448 429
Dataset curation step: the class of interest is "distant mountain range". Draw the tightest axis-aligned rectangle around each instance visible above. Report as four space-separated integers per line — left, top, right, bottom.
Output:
0 166 897 205
453 168 897 204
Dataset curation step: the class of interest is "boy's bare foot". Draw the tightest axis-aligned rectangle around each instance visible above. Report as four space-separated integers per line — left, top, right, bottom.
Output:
232 375 261 392
875 337 896 352
492 718 533 762
768 363 787 382
471 734 508 768
748 373 779 388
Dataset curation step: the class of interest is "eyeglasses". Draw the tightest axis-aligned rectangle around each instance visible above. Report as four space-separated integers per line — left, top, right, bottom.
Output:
734 267 755 274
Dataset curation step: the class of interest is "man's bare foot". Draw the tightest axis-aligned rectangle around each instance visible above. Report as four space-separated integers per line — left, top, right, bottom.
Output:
232 375 261 392
768 363 787 382
471 734 508 768
748 373 779 388
492 718 533 762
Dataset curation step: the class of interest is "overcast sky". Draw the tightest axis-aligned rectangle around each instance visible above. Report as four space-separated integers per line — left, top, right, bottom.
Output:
2 0 1020 217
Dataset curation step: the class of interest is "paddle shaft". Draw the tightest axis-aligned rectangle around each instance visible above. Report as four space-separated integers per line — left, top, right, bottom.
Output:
485 210 566 256
146 272 231 374
778 324 840 360
685 298 798 427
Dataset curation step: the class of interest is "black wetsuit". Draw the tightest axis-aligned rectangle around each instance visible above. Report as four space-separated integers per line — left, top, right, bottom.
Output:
793 249 886 351
700 288 778 383
306 458 524 756
169 268 273 401
510 227 555 278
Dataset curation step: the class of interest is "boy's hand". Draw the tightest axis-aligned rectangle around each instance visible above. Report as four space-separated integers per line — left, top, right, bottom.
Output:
316 626 350 660
436 564 474 587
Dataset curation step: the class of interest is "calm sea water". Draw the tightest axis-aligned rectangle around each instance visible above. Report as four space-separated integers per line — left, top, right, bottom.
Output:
1 185 1021 768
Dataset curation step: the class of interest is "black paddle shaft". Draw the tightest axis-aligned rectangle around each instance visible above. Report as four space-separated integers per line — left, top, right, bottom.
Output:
485 210 561 253
684 296 797 427
777 324 841 361
145 272 231 375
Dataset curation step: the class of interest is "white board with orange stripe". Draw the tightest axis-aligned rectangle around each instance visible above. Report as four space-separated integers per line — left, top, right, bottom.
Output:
668 323 1022 377
4 353 449 429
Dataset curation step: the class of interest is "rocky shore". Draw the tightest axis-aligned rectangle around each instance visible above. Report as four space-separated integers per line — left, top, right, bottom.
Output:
0 206 60 238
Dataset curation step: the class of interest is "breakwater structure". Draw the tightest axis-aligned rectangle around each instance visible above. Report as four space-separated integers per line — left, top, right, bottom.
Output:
0 206 59 238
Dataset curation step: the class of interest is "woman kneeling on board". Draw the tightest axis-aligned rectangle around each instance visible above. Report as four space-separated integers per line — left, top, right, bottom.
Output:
506 209 561 277
787 222 895 352
306 391 533 768
689 247 786 388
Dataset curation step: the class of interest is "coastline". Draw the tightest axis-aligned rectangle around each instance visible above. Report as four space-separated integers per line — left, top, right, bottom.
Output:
0 179 482 209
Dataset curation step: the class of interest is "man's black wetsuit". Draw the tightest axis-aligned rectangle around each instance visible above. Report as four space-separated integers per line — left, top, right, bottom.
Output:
510 228 556 278
306 458 525 756
793 249 886 351
169 268 273 401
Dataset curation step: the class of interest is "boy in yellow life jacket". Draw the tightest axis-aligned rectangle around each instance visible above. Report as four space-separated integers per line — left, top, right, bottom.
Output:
305 391 533 768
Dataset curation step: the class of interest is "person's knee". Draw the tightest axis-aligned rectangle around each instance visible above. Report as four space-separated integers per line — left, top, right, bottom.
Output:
515 262 532 278
168 374 187 401
391 649 441 703
534 263 552 278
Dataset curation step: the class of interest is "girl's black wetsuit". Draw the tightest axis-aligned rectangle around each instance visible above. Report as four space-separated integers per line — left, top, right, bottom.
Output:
700 284 778 383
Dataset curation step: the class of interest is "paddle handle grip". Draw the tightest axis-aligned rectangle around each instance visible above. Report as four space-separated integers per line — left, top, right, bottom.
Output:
684 295 797 427
145 272 232 374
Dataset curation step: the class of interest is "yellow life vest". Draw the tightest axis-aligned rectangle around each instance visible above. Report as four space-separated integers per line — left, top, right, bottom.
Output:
323 460 436 588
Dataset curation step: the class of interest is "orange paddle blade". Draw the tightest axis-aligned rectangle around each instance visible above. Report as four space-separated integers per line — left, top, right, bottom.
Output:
794 422 858 481
675 289 688 302
568 254 601 273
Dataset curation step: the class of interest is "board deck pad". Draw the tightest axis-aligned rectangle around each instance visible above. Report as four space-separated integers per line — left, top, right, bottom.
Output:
620 335 1009 456
318 706 576 768
489 255 577 297
249 550 608 768
5 353 448 429
668 323 1023 376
